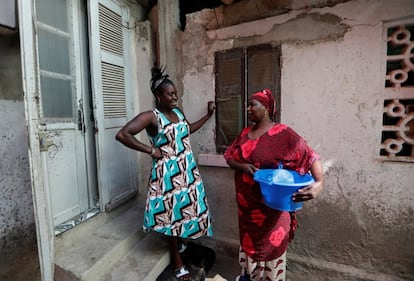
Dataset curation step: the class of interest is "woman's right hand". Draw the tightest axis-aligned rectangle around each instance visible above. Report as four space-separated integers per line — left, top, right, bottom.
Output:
226 159 258 176
241 163 258 176
150 147 162 158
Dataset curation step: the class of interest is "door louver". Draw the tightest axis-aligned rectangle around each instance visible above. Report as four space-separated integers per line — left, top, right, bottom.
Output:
99 3 126 119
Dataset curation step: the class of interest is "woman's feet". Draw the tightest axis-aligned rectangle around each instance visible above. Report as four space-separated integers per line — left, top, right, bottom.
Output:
169 236 191 280
173 266 191 281
178 240 187 254
235 274 251 281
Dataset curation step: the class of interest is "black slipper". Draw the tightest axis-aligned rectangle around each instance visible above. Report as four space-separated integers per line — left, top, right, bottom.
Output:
173 266 191 281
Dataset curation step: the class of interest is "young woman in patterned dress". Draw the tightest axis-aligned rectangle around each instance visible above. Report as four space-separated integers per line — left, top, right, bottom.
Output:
224 89 324 281
116 67 215 281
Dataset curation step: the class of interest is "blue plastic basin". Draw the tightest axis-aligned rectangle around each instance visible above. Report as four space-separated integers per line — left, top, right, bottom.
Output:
253 169 314 211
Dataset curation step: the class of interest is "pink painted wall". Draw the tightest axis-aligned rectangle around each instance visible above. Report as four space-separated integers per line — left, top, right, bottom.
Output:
180 0 414 279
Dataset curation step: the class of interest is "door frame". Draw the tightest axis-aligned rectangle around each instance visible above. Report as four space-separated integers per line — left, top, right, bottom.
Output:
18 1 55 280
18 0 142 279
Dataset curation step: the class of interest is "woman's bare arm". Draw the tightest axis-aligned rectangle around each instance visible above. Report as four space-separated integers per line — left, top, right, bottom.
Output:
292 160 324 202
188 101 215 133
115 111 158 156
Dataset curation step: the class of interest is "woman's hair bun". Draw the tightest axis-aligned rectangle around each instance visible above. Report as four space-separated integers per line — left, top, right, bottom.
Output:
151 65 163 82
150 64 169 93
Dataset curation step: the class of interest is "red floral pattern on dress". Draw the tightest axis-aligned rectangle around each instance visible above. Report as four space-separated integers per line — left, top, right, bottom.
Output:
237 193 249 208
240 128 250 137
241 139 259 159
224 123 320 261
269 226 287 247
242 173 255 184
268 124 287 136
243 233 255 255
251 209 265 226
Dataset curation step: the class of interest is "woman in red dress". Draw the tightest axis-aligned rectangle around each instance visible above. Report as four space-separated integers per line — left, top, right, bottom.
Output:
224 89 324 281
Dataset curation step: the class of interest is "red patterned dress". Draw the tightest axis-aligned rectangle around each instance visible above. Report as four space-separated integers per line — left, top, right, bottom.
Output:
224 124 319 280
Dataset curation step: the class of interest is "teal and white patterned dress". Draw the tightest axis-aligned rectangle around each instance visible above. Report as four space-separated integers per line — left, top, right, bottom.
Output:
143 108 213 238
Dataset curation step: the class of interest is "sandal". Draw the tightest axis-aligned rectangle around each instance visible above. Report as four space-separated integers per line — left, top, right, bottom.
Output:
235 274 251 281
178 241 187 254
174 266 191 281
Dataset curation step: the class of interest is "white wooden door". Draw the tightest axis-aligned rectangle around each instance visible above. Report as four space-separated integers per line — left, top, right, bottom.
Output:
18 0 95 279
21 0 138 227
20 0 90 226
19 0 140 277
19 1 55 279
88 0 138 212
33 0 91 226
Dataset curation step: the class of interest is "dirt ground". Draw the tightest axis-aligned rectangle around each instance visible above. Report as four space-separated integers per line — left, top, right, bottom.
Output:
0 247 41 281
0 245 306 281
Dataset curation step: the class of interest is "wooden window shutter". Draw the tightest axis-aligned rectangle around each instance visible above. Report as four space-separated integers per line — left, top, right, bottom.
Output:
215 49 244 152
99 3 126 119
247 45 281 123
89 0 138 211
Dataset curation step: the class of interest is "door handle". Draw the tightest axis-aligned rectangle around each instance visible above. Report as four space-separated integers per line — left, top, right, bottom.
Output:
39 132 55 152
78 108 84 131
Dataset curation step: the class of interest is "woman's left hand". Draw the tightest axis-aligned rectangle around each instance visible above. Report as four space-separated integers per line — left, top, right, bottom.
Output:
292 180 324 202
207 101 216 116
292 160 324 202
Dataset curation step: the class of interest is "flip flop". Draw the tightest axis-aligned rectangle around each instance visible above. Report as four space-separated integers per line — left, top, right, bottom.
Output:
173 266 191 281
178 241 187 253
235 274 251 281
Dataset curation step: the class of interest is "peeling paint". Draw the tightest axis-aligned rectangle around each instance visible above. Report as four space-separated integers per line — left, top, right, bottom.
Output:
233 12 351 47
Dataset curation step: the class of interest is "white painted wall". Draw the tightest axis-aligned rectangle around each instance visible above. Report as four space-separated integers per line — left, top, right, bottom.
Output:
130 18 157 195
180 0 414 279
0 34 36 260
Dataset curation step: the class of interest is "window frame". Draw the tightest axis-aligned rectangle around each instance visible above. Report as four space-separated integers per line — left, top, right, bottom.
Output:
380 19 414 162
214 44 281 153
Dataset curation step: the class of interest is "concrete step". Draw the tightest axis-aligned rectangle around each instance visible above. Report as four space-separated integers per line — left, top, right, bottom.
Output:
55 199 141 254
54 199 169 281
103 233 169 281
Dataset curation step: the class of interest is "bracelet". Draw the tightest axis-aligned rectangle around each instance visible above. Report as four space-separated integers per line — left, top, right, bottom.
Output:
150 147 156 156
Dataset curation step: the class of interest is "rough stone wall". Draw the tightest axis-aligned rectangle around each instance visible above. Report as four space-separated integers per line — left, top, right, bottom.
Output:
180 0 414 279
198 0 352 30
131 19 158 194
0 33 37 262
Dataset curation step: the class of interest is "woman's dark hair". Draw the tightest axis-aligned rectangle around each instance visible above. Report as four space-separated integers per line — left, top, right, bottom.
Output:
150 65 174 95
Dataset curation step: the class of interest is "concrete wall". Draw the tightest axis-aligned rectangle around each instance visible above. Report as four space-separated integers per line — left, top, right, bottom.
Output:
0 33 36 262
130 17 158 195
179 0 414 279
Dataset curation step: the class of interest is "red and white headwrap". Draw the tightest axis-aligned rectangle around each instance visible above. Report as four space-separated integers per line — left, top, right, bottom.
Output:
251 88 276 118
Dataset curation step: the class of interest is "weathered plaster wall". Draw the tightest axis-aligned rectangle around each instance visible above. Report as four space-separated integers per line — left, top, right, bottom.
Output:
0 34 36 262
131 19 158 194
201 0 351 30
180 0 414 279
